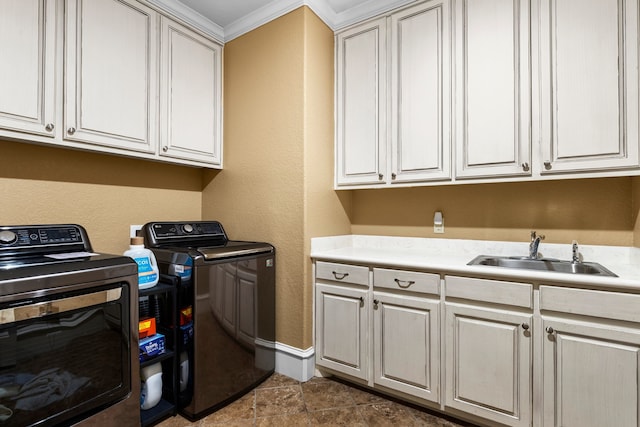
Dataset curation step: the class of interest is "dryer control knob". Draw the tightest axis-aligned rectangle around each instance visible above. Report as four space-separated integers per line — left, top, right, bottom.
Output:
183 224 194 233
0 230 18 245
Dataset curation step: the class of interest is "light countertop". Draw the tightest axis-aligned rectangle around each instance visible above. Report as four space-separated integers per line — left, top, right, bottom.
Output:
311 235 640 292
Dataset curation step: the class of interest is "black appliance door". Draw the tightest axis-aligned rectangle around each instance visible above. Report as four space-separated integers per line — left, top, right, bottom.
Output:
0 283 131 427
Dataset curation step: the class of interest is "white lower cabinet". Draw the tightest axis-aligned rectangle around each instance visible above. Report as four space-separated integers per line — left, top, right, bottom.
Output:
445 303 532 427
541 317 640 427
373 291 440 402
444 276 533 427
540 285 640 427
315 282 369 381
314 260 640 427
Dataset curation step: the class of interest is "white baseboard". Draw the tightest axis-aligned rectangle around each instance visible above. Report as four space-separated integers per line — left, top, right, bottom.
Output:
274 342 315 382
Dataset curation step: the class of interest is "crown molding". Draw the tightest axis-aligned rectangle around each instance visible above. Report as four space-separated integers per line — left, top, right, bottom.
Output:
147 0 421 43
330 0 418 30
145 0 225 43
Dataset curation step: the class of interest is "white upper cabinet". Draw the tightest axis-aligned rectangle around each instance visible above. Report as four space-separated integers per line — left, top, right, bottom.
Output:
159 18 222 166
454 0 531 179
335 0 451 188
0 0 223 168
535 0 640 173
390 1 451 183
64 0 158 153
335 17 387 186
0 0 57 138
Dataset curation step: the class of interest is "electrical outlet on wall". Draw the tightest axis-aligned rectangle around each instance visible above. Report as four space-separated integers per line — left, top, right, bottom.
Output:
433 211 444 234
130 225 142 238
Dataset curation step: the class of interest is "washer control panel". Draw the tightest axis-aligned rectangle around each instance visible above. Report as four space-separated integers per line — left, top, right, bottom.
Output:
144 221 227 247
0 224 90 255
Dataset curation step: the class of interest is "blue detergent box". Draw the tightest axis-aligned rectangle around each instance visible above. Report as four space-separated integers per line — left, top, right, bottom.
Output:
180 323 194 346
139 333 166 362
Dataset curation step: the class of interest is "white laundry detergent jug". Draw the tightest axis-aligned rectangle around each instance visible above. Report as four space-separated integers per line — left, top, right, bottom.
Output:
140 362 163 410
124 237 159 289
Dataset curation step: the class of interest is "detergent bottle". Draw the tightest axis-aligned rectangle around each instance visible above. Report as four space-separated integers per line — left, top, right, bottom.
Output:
124 237 159 289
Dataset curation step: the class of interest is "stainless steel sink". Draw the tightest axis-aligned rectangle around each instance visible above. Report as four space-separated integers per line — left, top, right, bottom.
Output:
467 255 618 277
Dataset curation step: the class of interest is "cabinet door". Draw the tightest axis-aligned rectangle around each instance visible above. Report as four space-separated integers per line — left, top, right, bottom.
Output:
64 0 157 152
542 317 640 427
536 0 639 173
390 0 451 183
445 303 532 427
335 18 387 186
315 283 368 380
160 18 222 166
0 0 56 137
454 0 532 179
373 292 440 403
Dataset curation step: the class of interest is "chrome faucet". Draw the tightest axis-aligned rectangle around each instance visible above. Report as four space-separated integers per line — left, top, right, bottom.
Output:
529 231 545 259
572 240 580 263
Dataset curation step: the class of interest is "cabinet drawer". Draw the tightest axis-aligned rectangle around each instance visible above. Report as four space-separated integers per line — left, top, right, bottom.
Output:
373 268 440 295
445 276 532 308
316 261 369 286
540 286 640 323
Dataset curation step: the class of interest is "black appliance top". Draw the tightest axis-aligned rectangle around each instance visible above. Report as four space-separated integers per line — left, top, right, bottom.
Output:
142 221 273 261
0 224 137 299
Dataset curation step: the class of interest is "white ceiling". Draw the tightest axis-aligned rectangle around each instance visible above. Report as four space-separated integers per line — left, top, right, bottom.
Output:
148 0 417 42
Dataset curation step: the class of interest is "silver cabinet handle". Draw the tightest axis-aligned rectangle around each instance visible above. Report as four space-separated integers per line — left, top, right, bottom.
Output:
378 173 384 180
162 146 168 152
544 161 552 170
521 162 530 172
394 278 415 288
521 323 530 330
68 127 76 135
45 123 54 132
373 299 379 308
332 271 349 280
546 326 555 334
391 173 397 180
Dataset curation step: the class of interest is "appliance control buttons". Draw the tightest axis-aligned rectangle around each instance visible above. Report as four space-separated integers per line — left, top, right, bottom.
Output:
183 224 194 233
0 230 18 245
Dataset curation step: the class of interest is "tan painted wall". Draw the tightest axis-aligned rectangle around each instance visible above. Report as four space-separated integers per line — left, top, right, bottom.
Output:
351 177 633 247
302 10 352 346
633 177 640 245
202 7 349 350
0 139 202 254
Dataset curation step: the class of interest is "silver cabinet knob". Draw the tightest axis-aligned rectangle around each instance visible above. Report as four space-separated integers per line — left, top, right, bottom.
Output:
67 127 76 135
544 161 552 170
521 162 530 172
378 173 383 180
373 299 379 308
45 123 54 132
546 326 555 334
391 173 397 180
521 323 530 330
162 146 168 152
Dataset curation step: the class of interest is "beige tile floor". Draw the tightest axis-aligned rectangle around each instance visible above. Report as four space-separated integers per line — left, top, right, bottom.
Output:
157 374 476 426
